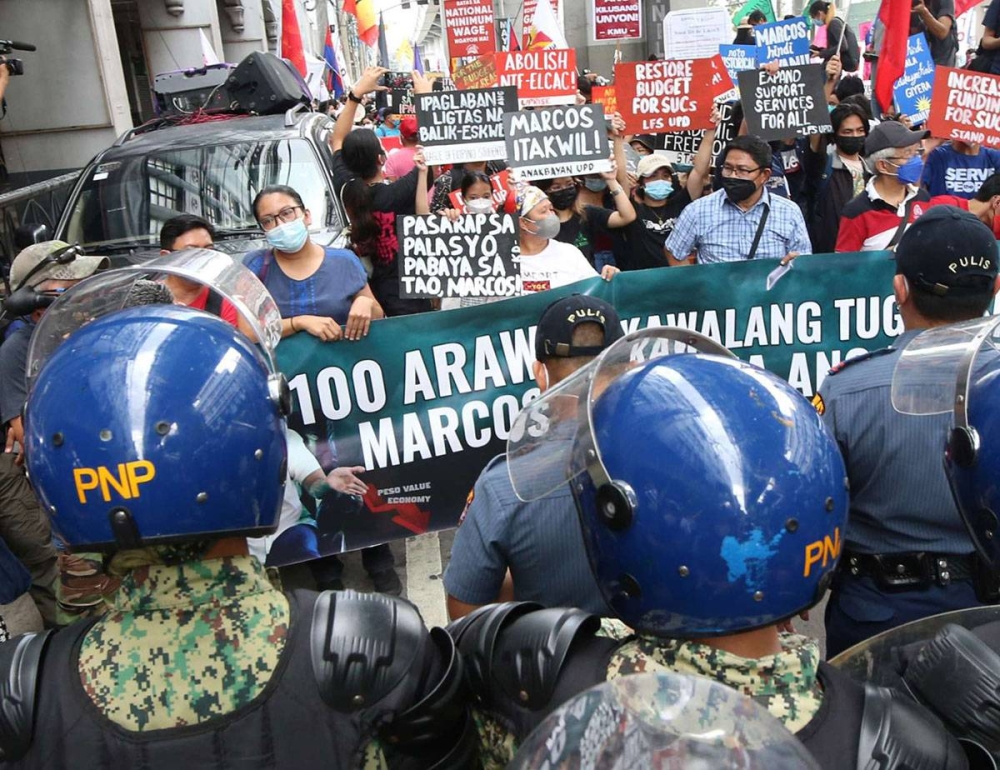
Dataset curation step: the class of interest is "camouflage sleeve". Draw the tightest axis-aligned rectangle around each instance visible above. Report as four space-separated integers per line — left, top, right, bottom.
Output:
472 708 519 770
360 741 389 770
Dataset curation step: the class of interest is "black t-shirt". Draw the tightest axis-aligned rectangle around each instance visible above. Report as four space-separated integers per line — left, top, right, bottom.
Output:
613 188 693 270
556 206 614 266
331 149 432 316
913 0 958 65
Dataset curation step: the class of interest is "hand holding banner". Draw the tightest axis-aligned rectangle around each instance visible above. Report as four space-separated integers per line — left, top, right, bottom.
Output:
614 59 721 133
737 64 832 141
503 104 612 179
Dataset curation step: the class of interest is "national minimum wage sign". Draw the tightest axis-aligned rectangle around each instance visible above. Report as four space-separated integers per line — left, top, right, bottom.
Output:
738 64 832 141
754 17 811 66
397 213 520 299
415 86 517 165
443 0 496 59
503 103 612 180
614 59 722 134
927 67 1000 148
495 49 578 107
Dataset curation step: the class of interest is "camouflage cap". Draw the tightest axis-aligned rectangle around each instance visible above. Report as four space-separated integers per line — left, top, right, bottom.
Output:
10 241 109 289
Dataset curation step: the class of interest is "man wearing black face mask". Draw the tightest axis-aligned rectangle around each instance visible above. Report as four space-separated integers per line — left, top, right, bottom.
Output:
665 136 812 265
804 103 873 253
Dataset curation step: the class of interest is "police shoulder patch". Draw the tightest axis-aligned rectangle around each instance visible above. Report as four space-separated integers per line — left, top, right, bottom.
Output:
827 346 895 376
811 393 825 415
458 488 475 527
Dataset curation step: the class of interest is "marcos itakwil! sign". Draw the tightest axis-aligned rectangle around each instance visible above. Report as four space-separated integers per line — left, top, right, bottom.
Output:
502 103 612 180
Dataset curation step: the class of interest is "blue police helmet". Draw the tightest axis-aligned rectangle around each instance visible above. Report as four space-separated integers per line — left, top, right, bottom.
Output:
574 353 849 637
25 304 287 550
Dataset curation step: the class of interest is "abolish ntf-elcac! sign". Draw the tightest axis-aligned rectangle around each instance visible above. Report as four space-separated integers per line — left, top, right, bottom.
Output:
415 86 517 165
738 64 832 141
503 104 612 180
927 67 1000 148
397 213 520 299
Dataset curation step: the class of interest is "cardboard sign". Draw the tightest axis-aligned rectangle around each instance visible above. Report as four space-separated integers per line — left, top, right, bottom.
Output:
594 0 642 41
397 213 520 298
654 100 741 166
893 34 935 125
390 89 416 115
443 0 497 59
719 45 758 83
453 55 499 90
591 85 618 115
503 104 612 179
662 7 732 60
927 67 1000 148
614 59 721 133
415 86 517 165
738 64 832 141
754 18 811 66
495 49 578 107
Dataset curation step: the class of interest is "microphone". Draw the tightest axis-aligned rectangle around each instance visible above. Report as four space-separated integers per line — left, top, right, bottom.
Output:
124 280 174 308
7 41 36 51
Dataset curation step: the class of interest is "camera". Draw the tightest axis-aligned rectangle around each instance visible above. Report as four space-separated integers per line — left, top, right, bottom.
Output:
0 39 36 76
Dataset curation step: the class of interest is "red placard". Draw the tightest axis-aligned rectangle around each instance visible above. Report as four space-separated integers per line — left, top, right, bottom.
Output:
495 49 577 107
614 58 721 133
591 85 618 115
453 55 499 90
444 0 497 59
927 67 1000 149
593 0 641 40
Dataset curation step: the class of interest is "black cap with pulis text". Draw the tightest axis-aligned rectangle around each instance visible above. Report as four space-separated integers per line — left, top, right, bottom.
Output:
535 295 624 361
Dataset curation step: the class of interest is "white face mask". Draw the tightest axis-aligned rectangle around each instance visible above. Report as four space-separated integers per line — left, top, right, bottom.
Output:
465 198 494 214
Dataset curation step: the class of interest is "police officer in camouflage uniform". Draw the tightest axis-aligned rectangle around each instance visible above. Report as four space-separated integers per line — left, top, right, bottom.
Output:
447 329 965 769
0 255 474 769
818 207 1000 658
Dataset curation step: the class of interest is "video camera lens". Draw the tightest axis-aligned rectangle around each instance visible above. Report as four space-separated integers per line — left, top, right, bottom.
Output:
4 58 24 76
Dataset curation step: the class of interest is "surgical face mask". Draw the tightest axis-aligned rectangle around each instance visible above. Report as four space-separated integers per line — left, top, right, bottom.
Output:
643 180 674 200
584 178 608 192
265 217 310 253
523 213 561 240
465 197 494 214
886 155 924 185
719 177 758 204
548 187 578 210
834 135 866 156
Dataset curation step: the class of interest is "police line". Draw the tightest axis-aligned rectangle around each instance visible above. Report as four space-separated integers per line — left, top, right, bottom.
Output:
276 250 905 553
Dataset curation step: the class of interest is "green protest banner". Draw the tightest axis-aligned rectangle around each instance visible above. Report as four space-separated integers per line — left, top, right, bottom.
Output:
731 0 776 26
273 251 901 563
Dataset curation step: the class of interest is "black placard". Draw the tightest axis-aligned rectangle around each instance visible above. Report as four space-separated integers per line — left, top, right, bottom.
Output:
502 104 613 180
397 213 520 298
415 86 517 165
737 65 832 141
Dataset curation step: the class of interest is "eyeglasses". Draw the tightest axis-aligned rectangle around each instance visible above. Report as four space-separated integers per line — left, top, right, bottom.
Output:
721 164 762 179
258 206 303 231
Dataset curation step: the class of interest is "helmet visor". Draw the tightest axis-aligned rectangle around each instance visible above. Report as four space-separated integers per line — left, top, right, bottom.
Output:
507 328 734 502
26 249 281 390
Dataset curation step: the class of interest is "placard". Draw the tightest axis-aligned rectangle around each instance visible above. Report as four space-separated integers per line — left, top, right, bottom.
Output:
893 34 935 125
503 104 612 179
594 0 642 41
495 49 578 107
415 86 517 165
614 59 720 133
927 67 1000 148
754 18 811 66
738 64 832 141
662 7 732 59
453 54 499 90
591 85 618 115
719 45 757 82
397 213 520 298
448 169 514 210
654 100 741 166
443 0 497 59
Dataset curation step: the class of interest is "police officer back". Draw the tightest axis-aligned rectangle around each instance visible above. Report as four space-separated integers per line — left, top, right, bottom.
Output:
818 206 1000 658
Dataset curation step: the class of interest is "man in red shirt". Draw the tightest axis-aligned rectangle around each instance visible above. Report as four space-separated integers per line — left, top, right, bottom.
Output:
159 214 239 326
926 171 1000 238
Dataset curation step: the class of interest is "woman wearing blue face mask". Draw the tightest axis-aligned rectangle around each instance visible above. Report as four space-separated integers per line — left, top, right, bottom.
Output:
245 184 384 341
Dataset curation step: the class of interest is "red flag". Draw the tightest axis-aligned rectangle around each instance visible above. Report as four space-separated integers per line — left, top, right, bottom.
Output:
281 0 307 76
875 0 910 113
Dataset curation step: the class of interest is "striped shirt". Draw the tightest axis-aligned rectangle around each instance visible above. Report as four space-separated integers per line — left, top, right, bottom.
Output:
665 187 812 264
835 179 931 252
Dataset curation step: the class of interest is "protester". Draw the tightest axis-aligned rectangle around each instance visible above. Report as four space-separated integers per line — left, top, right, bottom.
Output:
518 186 619 291
981 0 1000 74
912 0 959 66
921 139 1000 199
444 296 621 620
0 299 473 765
382 115 419 181
158 214 238 325
804 103 872 253
374 107 401 138
809 1 861 71
330 65 432 316
665 136 812 264
449 336 958 768
431 159 508 213
628 134 655 157
926 170 1000 236
818 206 1000 657
835 121 931 251
245 184 383 342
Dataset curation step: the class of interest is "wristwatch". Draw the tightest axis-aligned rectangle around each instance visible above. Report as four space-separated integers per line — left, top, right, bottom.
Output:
347 91 362 104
